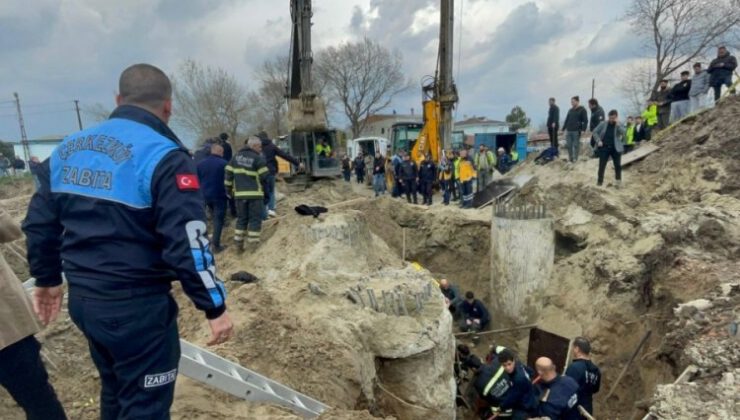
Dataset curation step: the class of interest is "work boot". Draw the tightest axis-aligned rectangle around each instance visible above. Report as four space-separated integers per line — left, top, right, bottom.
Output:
413 198 418 205
213 245 227 254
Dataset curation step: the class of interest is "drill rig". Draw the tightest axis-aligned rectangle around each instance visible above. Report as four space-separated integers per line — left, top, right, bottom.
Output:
286 0 340 178
396 0 459 164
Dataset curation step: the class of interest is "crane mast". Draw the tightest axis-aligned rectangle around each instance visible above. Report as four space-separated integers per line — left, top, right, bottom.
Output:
438 0 458 151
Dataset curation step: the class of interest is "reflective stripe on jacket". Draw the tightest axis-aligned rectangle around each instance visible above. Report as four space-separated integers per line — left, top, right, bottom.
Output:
225 147 269 198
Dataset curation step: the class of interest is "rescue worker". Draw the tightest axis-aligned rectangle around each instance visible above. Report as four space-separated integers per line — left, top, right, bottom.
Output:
258 131 302 218
562 96 588 163
1 209 67 420
459 291 490 332
474 144 495 192
650 80 671 130
510 148 519 163
197 143 228 253
438 152 453 205
418 153 437 205
592 110 626 188
353 153 366 184
341 154 351 182
452 150 461 201
23 64 233 419
565 337 601 416
624 116 636 154
498 348 538 419
496 147 513 175
439 279 461 314
390 150 403 198
470 351 512 416
458 149 476 209
397 153 419 204
226 136 270 249
534 357 580 420
372 152 386 197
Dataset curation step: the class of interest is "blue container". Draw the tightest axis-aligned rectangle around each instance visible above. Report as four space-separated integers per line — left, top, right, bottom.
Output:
516 132 528 161
473 133 496 150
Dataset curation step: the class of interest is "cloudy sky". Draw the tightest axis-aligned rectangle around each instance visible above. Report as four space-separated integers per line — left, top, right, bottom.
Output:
0 0 644 146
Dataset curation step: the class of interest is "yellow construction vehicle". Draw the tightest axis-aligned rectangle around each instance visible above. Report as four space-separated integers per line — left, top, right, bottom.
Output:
392 0 458 165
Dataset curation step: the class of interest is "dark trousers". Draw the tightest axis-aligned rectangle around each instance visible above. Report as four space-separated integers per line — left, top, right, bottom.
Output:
402 179 417 203
597 147 622 185
657 110 670 130
548 126 559 149
712 74 733 101
69 293 180 420
205 199 226 247
343 170 351 182
227 196 237 218
451 178 459 200
461 180 473 208
236 198 263 243
356 171 365 184
0 335 66 420
419 179 434 204
440 179 451 204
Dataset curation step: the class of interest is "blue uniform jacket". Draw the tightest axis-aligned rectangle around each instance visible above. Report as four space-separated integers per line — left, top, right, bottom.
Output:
500 363 537 412
197 155 228 202
23 105 226 319
565 358 601 414
536 375 581 420
461 299 491 325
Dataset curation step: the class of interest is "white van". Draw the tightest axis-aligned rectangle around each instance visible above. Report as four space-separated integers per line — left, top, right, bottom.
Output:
347 137 390 160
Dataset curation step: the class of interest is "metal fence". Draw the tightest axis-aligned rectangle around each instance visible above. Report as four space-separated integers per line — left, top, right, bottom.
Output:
493 204 548 220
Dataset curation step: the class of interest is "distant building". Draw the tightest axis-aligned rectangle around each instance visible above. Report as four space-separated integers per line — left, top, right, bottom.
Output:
358 113 422 139
454 116 510 135
10 135 65 164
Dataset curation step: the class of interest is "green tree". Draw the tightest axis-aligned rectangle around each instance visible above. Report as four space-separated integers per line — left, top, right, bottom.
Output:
0 141 14 159
505 106 531 132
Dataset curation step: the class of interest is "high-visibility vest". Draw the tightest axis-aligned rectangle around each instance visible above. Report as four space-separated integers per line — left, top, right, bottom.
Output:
510 150 519 162
453 157 461 179
642 105 658 126
459 160 476 182
626 125 635 145
316 144 332 156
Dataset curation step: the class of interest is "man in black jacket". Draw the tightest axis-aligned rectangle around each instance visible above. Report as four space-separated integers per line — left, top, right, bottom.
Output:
562 96 588 163
633 116 648 143
397 154 418 204
708 46 738 102
588 98 605 153
547 97 560 151
225 137 270 248
353 153 366 184
650 80 671 130
565 337 601 416
258 131 301 218
669 71 691 123
418 153 436 205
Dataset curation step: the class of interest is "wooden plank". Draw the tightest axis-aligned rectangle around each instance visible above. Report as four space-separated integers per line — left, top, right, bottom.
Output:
473 180 518 209
606 330 652 399
622 144 660 167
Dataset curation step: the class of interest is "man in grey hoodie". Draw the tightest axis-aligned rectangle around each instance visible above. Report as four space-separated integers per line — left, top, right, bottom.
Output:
592 110 625 188
689 62 711 113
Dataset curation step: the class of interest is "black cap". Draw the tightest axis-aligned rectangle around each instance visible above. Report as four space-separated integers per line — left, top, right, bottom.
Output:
219 132 229 141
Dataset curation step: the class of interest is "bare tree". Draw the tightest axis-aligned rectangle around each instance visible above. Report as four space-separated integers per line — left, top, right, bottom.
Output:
618 61 656 116
248 56 290 138
626 0 740 92
83 103 112 123
315 37 409 139
171 60 251 144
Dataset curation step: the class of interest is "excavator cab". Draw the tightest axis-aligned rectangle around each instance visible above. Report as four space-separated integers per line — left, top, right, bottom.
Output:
288 129 340 178
390 122 423 156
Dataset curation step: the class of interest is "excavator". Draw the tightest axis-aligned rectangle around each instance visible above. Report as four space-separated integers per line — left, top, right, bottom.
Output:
285 0 341 178
391 0 459 165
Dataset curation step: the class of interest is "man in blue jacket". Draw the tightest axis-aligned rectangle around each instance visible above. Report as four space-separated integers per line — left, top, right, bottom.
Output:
535 357 581 420
23 64 233 419
498 348 537 419
258 131 301 218
565 337 601 416
197 143 228 253
459 291 490 332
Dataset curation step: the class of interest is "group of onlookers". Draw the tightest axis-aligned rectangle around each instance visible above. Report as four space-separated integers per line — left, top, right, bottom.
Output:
342 144 519 209
195 131 302 252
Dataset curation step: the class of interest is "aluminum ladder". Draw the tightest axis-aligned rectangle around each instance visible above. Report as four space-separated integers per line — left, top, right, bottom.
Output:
23 278 330 418
178 340 329 418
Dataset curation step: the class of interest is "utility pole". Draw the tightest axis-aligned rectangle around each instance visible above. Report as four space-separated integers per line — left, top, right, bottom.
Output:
591 79 595 99
74 99 83 130
13 92 30 163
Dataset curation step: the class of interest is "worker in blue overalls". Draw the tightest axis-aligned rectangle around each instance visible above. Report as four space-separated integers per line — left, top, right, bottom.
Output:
23 64 234 419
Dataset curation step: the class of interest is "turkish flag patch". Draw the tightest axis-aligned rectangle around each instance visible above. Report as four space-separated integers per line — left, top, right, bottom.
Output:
176 174 200 191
